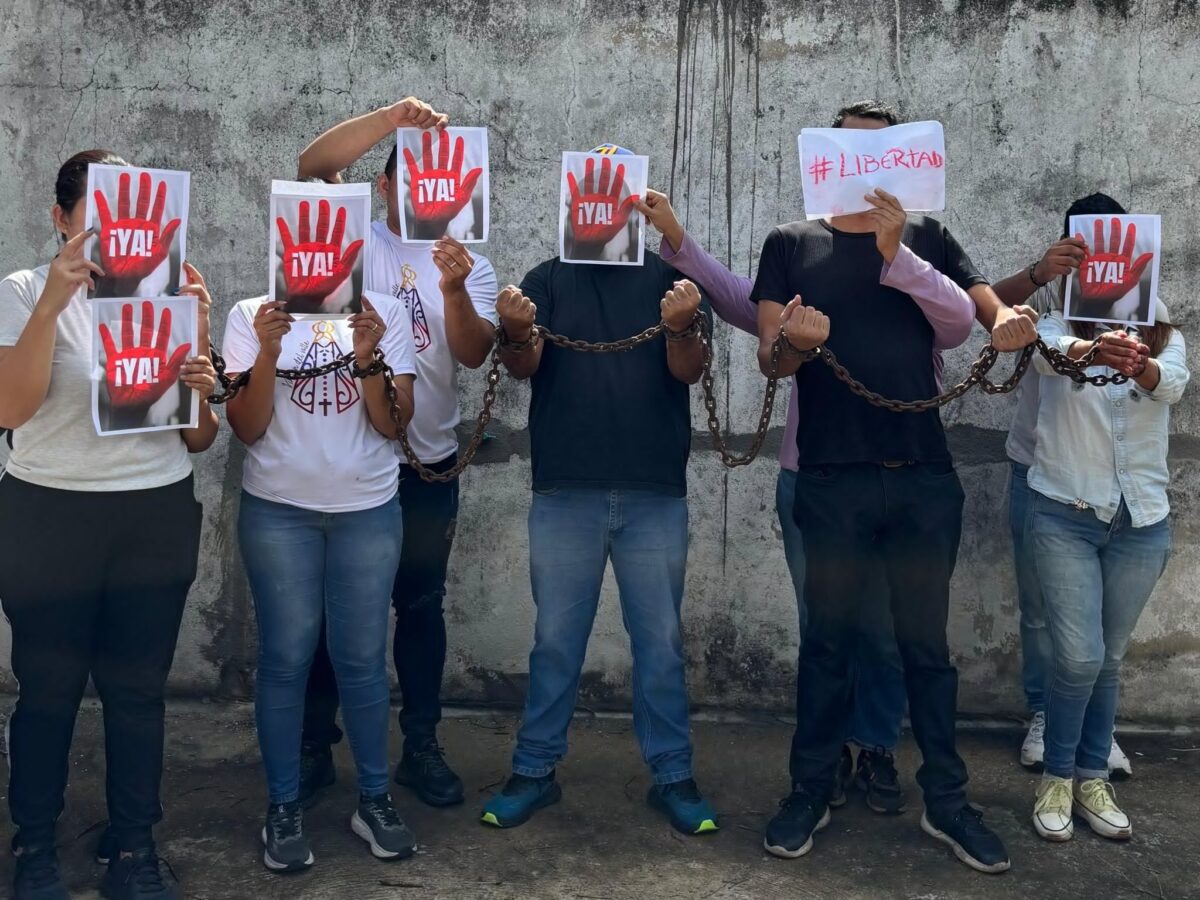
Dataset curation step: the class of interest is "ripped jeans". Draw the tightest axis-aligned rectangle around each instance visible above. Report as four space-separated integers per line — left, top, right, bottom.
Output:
304 455 460 752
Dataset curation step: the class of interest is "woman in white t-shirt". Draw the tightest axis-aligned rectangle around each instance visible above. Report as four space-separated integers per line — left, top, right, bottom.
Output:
221 285 416 873
0 149 219 900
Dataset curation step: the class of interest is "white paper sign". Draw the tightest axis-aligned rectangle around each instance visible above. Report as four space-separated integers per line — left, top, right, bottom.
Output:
1064 214 1160 327
798 121 946 220
558 152 647 266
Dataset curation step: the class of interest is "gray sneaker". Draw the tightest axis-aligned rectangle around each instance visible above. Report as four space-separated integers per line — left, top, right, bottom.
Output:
351 793 416 860
261 802 314 873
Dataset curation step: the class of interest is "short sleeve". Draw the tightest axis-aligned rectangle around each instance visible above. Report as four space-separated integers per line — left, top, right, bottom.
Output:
467 255 499 325
749 227 792 305
939 225 990 290
0 272 38 346
520 260 553 329
220 301 263 374
368 290 416 377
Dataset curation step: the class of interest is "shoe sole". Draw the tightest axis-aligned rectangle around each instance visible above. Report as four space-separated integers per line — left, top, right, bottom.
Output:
260 826 315 872
393 768 465 808
646 790 720 835
480 782 563 828
920 812 1011 874
1075 806 1132 840
1032 815 1075 842
763 806 832 859
350 812 416 860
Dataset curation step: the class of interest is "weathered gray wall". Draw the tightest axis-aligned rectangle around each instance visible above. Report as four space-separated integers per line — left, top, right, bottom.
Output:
2 0 1199 722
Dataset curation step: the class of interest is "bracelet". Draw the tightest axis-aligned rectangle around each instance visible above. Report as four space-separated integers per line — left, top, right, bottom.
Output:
498 327 540 353
663 319 702 342
1028 263 1048 288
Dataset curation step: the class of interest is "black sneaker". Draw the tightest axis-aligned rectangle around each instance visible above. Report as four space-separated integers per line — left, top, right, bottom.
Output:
763 789 832 859
13 841 69 900
94 827 119 866
394 742 464 807
921 805 1011 874
855 748 906 814
298 742 336 808
829 744 852 808
260 801 314 873
351 793 416 860
100 846 177 899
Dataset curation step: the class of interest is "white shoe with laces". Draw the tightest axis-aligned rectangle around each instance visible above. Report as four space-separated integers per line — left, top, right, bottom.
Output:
1108 734 1133 778
1032 774 1074 842
1020 711 1045 769
1075 778 1132 839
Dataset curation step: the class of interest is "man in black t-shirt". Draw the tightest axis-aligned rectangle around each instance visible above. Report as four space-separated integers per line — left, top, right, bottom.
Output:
479 145 719 838
752 103 1011 874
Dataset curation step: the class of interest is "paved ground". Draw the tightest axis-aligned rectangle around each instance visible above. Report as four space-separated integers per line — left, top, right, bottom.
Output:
1 704 1197 899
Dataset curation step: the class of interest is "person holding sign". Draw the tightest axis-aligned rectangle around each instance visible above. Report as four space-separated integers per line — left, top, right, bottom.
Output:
295 98 499 811
753 103 1010 874
0 150 218 900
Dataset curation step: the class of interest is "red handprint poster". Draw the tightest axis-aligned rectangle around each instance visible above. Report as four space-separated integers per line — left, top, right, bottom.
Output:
84 165 189 298
90 296 199 435
559 152 648 266
269 180 370 316
397 127 489 243
1064 214 1161 327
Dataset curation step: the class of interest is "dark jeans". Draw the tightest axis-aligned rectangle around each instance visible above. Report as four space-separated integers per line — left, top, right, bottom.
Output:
0 474 201 851
789 462 969 815
303 455 459 751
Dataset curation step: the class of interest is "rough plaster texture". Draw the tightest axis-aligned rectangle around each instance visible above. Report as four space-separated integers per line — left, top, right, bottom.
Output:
1 1 1198 721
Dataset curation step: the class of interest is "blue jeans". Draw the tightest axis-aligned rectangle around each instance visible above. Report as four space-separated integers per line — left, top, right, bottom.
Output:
239 492 403 803
776 468 905 752
513 487 693 785
1031 494 1170 779
1009 461 1052 714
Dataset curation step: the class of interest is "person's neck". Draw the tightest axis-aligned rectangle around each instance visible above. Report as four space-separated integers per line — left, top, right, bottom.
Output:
826 212 875 234
387 215 402 237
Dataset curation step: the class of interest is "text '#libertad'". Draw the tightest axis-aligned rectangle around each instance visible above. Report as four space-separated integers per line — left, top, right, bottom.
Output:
809 147 945 185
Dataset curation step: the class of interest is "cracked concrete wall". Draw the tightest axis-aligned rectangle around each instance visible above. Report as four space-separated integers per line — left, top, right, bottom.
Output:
1 0 1199 723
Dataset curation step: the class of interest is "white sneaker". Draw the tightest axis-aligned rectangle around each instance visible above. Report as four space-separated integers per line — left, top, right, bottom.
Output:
1108 734 1133 778
1020 711 1045 769
1075 778 1132 839
1032 775 1074 842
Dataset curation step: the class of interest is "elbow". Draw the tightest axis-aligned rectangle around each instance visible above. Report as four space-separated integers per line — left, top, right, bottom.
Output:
934 318 975 351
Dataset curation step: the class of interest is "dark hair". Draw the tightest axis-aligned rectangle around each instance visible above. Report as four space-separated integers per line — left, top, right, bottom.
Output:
385 143 398 179
55 149 127 212
832 101 900 128
1062 192 1125 239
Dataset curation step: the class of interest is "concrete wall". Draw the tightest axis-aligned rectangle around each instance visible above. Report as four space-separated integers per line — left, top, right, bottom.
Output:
2 0 1199 722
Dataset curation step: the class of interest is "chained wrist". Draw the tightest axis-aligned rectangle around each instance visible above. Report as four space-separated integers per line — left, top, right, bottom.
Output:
663 318 702 341
499 326 539 353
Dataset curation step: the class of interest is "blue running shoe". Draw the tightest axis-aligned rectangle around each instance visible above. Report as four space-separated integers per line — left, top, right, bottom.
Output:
647 779 719 835
481 773 562 828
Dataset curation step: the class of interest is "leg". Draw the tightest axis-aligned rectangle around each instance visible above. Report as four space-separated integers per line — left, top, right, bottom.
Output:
324 497 404 798
300 619 344 749
774 468 807 636
512 488 608 777
1010 462 1051 714
0 477 103 849
848 563 906 754
609 491 692 784
91 477 201 851
392 462 459 749
238 492 327 804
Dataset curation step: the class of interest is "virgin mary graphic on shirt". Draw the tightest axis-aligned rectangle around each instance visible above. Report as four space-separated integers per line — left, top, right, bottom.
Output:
394 263 431 353
290 320 360 415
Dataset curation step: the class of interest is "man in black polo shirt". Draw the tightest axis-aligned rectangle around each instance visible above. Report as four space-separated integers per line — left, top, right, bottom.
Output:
480 145 718 837
753 103 1011 873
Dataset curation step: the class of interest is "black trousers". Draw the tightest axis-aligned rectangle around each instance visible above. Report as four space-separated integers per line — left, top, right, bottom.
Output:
303 455 459 750
0 474 201 850
789 462 969 815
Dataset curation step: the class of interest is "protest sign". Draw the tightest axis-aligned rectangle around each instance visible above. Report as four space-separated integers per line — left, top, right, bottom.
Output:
1064 214 1160 327
91 296 198 435
270 180 370 316
559 152 647 266
85 165 189 298
798 121 945 219
398 127 489 243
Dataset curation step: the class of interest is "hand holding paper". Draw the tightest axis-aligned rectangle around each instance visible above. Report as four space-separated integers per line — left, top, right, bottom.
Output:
98 300 192 409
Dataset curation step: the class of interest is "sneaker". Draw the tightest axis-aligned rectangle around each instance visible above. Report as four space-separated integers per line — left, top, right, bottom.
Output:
480 772 562 829
647 778 719 835
95 827 118 865
100 846 177 899
260 801 314 873
298 742 336 808
854 748 906 814
829 745 852 808
351 793 416 860
1074 779 1131 840
921 805 1011 873
1108 734 1133 779
1032 775 1074 842
394 742 465 807
13 841 69 900
1020 711 1045 770
762 790 831 859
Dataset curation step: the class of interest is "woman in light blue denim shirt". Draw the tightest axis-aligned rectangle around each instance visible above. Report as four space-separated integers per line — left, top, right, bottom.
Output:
1027 304 1188 844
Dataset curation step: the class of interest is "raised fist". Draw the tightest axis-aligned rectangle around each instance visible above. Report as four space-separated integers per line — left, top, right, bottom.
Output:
99 300 192 409
780 295 829 352
1076 218 1153 304
497 286 537 342
94 171 181 285
567 156 639 246
404 130 483 229
276 199 364 309
661 280 701 332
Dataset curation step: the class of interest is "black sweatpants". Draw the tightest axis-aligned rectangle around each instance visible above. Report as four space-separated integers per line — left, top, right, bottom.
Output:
0 474 202 850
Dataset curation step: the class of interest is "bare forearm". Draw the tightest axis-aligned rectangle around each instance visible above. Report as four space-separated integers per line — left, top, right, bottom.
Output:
499 343 542 379
182 401 219 452
666 335 704 384
443 286 496 369
298 107 392 181
968 283 1009 332
226 355 278 444
0 309 58 428
360 373 408 438
1135 358 1161 392
991 268 1040 309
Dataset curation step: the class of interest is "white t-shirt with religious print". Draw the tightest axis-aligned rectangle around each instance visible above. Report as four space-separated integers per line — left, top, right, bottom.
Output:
365 221 498 464
221 294 415 513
